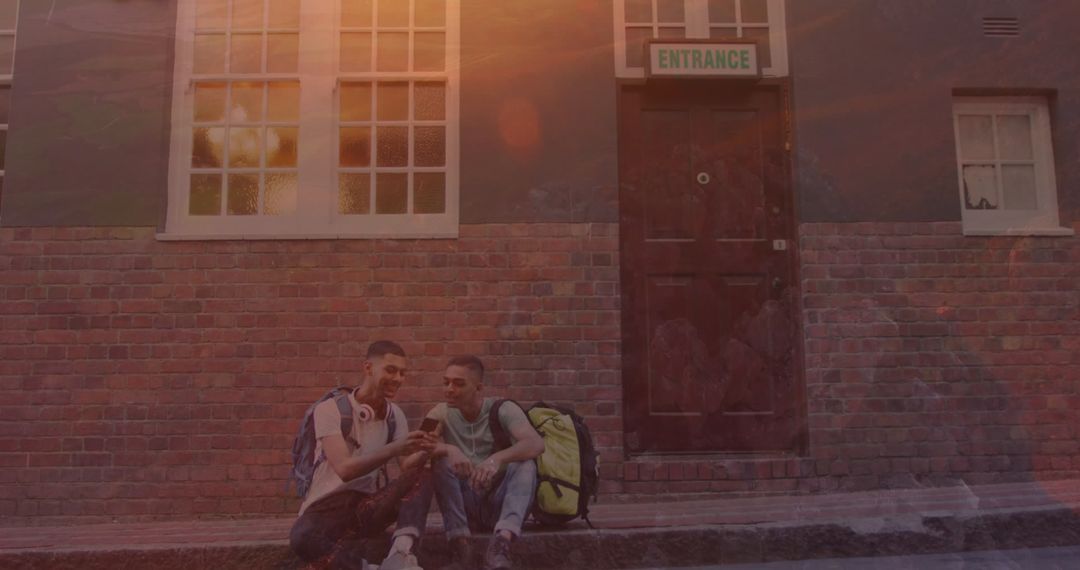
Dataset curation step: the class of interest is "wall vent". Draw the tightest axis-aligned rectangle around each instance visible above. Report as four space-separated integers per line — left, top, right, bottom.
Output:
983 17 1020 37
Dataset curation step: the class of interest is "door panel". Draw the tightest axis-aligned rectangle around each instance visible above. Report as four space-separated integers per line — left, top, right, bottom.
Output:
641 109 697 240
645 275 709 416
704 110 766 240
620 82 802 454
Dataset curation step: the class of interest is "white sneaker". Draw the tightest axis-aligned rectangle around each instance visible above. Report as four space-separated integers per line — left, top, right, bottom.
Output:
380 550 423 570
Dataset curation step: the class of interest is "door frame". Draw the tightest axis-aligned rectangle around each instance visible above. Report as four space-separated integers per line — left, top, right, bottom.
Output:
616 77 809 457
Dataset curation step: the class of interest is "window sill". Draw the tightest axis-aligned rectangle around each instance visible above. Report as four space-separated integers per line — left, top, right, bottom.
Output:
962 226 1075 237
156 230 458 241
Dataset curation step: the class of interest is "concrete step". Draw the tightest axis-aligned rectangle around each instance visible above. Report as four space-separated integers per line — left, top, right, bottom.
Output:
3 479 1080 569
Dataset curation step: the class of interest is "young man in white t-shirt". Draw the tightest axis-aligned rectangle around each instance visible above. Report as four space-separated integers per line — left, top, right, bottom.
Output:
423 355 545 570
290 341 438 570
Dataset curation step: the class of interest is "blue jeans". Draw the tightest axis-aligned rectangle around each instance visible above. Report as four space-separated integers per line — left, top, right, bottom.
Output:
392 467 434 541
290 466 433 568
432 456 537 538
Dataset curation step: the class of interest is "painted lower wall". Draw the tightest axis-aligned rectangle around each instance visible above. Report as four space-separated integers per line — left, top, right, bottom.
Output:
0 221 1077 523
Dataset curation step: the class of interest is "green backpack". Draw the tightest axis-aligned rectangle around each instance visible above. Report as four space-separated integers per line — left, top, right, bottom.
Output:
490 400 599 528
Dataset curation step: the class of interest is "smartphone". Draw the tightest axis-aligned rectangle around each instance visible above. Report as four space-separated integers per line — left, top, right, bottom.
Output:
420 417 439 433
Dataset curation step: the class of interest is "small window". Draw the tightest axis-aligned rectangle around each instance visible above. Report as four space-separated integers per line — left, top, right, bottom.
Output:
952 97 1070 236
614 0 788 78
0 1 19 203
166 0 460 239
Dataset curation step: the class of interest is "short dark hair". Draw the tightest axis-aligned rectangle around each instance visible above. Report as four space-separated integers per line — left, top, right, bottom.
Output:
367 340 406 360
447 355 484 379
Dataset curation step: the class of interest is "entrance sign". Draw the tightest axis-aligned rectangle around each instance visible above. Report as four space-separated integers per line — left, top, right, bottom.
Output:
646 40 760 79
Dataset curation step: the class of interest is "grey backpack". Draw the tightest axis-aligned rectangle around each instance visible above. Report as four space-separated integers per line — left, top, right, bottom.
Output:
288 387 397 497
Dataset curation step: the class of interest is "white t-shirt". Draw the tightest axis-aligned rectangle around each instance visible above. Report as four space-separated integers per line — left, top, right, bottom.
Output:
298 392 407 515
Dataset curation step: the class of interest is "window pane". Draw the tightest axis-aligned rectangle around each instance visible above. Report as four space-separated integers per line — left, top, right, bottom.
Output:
376 173 407 214
658 27 684 39
377 32 409 71
267 33 299 73
267 127 298 167
193 34 227 74
415 0 445 27
227 174 260 215
265 173 298 215
709 0 736 23
267 81 300 122
957 115 995 160
231 82 264 123
192 127 226 167
414 126 445 166
378 0 409 27
414 82 446 120
657 0 685 23
229 127 263 167
962 165 998 210
743 27 771 68
0 36 11 75
997 115 1034 160
625 27 652 68
1002 165 1038 210
268 0 300 28
0 130 5 170
232 0 264 29
340 127 372 167
414 32 445 71
230 33 263 74
339 173 372 214
0 86 9 123
377 126 408 167
414 172 446 214
741 0 768 23
0 3 14 30
342 0 373 27
196 0 228 30
341 82 373 121
377 82 409 120
189 174 223 215
625 0 652 23
194 83 227 122
341 33 372 72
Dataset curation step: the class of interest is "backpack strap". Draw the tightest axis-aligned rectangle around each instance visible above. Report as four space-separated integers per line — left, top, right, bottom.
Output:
304 387 359 494
377 404 398 489
385 404 397 445
537 474 581 498
332 388 360 451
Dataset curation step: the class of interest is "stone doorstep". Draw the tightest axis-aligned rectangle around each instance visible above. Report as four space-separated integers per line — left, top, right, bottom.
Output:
2 479 1080 569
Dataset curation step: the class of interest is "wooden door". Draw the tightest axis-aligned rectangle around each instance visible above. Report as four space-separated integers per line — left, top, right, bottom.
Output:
619 82 802 454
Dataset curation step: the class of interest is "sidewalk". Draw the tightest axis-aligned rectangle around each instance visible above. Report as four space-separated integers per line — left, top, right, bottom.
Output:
3 479 1080 569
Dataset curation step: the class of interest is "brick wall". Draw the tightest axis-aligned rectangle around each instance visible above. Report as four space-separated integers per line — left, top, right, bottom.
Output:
800 222 1080 491
2 221 1078 524
618 222 1079 497
0 224 622 523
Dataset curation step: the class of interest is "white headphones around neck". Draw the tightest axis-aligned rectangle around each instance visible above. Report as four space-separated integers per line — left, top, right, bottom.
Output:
356 403 376 422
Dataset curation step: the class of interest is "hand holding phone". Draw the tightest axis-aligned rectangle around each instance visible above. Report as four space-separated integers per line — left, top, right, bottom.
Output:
420 417 439 433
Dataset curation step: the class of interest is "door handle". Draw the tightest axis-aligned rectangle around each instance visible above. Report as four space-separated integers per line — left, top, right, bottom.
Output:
772 277 784 289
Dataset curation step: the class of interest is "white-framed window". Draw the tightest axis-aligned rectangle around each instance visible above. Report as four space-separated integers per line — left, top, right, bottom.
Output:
0 0 19 199
614 0 788 78
165 0 460 239
952 97 1071 236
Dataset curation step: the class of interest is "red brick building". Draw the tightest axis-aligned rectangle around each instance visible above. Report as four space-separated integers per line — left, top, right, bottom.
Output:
1 0 1077 523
